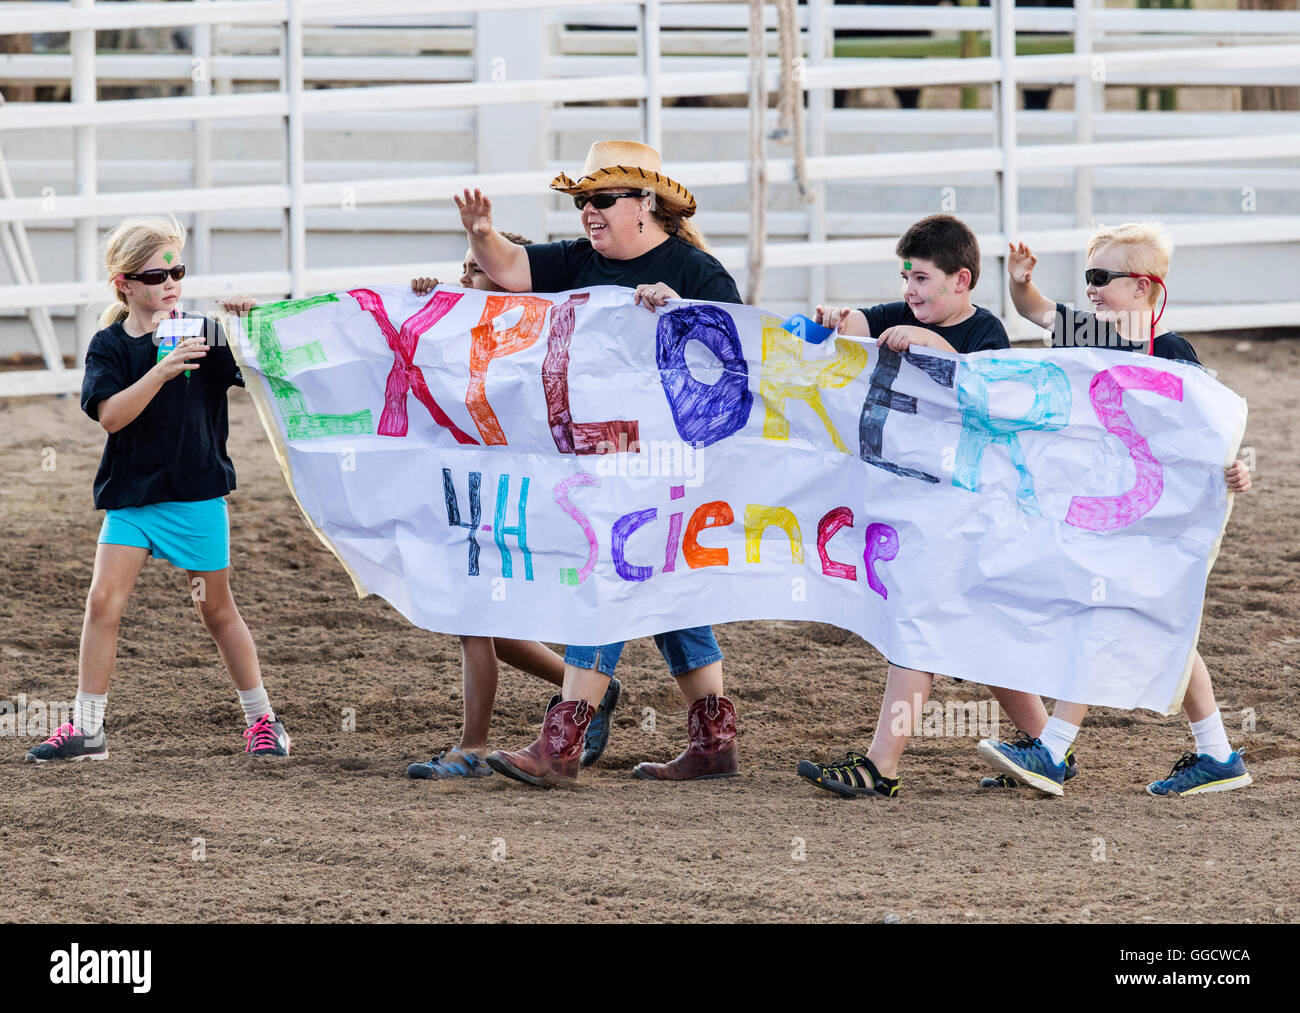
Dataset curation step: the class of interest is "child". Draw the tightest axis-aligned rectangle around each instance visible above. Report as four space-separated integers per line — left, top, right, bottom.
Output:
976 222 1253 797
404 232 621 779
795 214 1011 798
24 215 289 763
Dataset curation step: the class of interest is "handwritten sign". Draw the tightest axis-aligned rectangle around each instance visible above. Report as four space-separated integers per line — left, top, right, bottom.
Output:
231 286 1247 713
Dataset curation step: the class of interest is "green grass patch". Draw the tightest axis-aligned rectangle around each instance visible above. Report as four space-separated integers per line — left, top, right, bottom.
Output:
833 35 1073 60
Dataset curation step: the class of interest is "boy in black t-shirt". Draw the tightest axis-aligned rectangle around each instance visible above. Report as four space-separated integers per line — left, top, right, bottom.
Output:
976 222 1254 797
1005 224 1200 364
795 214 1011 800
814 213 1009 357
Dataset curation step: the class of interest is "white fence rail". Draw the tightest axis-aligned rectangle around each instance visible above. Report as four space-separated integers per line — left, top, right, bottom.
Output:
1 0 1299 398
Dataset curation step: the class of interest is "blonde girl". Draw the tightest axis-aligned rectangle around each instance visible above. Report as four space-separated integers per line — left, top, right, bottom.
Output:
25 215 288 763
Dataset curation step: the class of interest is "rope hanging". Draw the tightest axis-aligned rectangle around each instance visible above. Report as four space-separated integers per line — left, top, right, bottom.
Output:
746 0 768 305
775 0 811 202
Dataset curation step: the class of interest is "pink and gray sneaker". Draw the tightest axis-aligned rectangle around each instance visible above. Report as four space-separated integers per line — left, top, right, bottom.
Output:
26 722 108 763
243 713 291 757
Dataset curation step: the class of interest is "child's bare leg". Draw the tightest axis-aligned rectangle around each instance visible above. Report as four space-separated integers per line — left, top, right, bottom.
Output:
979 693 1085 769
459 635 500 752
987 687 1050 737
1180 650 1235 762
673 660 724 704
79 544 150 694
865 664 933 779
492 638 564 686
562 665 612 708
1182 651 1218 723
1028 700 1089 765
187 568 261 692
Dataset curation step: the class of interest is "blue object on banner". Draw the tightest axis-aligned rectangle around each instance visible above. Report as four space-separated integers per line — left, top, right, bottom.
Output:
781 313 834 345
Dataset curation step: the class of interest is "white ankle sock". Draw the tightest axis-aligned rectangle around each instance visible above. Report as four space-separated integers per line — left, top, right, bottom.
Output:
1189 710 1232 763
1039 716 1080 766
237 685 273 728
74 692 108 736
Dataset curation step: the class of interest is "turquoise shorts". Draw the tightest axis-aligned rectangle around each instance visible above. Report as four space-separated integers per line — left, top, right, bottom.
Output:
98 497 230 571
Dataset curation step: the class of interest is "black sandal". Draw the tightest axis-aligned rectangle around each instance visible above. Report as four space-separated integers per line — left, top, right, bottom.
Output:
796 751 899 798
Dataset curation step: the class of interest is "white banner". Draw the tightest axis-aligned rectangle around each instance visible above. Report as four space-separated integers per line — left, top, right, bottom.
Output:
231 285 1246 713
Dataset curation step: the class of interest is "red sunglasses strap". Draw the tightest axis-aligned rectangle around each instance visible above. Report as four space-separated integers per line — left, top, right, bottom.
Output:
1147 278 1167 356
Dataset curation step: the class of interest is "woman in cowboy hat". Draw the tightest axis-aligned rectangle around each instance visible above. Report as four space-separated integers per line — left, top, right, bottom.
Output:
452 140 742 788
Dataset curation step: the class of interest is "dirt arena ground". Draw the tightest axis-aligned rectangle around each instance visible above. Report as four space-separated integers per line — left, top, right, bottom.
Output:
1 334 1296 924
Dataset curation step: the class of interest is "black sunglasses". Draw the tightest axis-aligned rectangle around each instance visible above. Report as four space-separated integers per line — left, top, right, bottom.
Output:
573 191 645 211
1084 268 1139 287
121 265 186 285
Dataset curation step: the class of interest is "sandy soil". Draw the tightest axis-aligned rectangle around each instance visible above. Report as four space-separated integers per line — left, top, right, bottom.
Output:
0 333 1296 924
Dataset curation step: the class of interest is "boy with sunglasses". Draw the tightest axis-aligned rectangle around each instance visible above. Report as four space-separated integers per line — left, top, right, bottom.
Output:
976 221 1254 797
1005 222 1192 362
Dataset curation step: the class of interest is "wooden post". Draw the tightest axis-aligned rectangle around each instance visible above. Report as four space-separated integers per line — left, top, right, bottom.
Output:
993 0 1018 326
959 0 980 110
474 12 546 244
193 0 213 278
746 0 768 305
1240 0 1300 111
71 0 97 362
285 0 306 299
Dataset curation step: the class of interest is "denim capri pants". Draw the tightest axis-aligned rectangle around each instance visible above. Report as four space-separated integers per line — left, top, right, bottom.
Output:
564 626 723 678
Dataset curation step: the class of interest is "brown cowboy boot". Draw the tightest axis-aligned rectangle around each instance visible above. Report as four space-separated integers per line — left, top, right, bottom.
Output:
486 695 594 787
632 694 739 781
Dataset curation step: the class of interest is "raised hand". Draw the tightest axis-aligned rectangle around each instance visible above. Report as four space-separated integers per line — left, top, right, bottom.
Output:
453 188 493 237
1007 241 1037 285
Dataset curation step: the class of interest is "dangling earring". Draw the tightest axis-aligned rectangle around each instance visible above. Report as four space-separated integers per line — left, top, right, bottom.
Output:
638 217 644 234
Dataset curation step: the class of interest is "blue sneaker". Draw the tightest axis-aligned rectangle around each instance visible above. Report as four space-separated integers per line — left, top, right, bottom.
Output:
977 731 1068 797
580 677 621 768
1147 750 1252 797
407 748 492 780
981 743 1078 789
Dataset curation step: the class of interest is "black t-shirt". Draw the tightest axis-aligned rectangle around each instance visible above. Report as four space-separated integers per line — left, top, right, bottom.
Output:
81 314 244 510
1051 302 1200 364
525 235 741 303
857 301 1010 354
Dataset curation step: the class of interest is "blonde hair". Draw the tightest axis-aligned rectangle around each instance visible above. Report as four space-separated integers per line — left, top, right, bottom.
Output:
98 215 187 328
1086 221 1172 306
650 203 709 253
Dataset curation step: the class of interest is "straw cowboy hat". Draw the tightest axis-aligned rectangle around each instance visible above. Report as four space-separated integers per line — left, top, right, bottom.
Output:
549 140 697 218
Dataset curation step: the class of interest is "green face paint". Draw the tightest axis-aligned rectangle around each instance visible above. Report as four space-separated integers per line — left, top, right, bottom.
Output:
903 260 912 271
163 252 174 264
